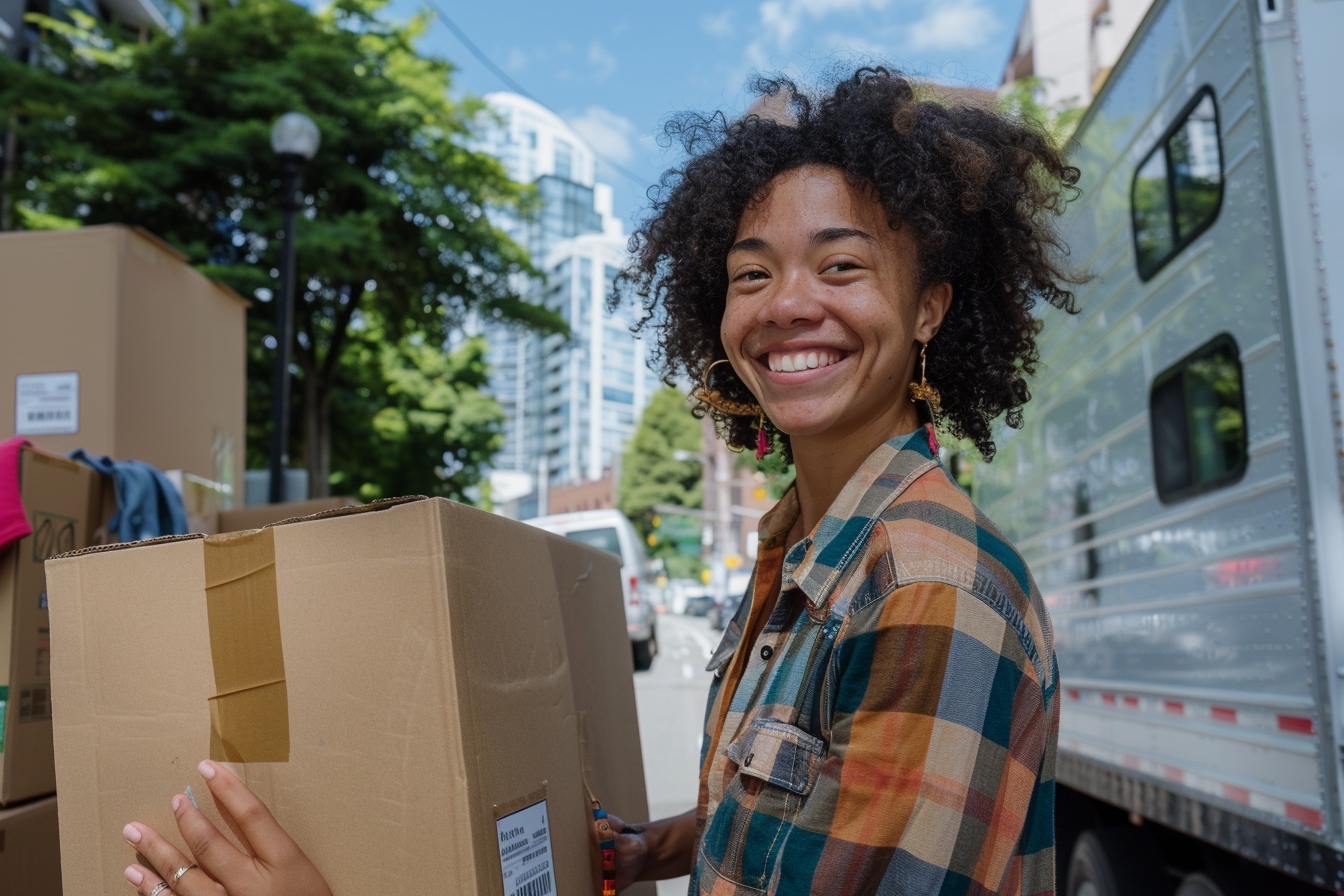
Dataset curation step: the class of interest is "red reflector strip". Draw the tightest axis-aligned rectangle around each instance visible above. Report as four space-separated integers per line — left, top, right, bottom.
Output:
1163 765 1185 783
1163 700 1184 715
1287 803 1324 829
1122 696 1139 708
1277 715 1316 735
1210 706 1236 724
1067 689 1080 701
1102 693 1117 706
1222 784 1250 804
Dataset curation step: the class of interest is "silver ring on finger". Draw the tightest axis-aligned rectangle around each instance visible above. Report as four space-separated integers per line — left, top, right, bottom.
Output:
172 864 199 885
148 882 171 896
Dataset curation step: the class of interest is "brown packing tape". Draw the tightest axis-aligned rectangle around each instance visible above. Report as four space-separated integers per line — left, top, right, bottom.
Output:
492 783 550 822
203 528 290 762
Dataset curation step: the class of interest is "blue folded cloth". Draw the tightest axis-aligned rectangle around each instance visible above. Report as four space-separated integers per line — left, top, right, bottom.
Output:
70 449 189 543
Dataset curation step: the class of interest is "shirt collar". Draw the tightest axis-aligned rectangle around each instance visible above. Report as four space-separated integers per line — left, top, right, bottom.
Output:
773 429 940 612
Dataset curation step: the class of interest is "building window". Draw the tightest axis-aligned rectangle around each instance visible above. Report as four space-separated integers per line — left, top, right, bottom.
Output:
554 139 573 181
603 387 635 404
1150 333 1247 505
1131 87 1224 281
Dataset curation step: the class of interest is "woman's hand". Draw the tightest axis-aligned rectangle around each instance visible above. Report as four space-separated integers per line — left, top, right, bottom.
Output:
121 759 332 896
592 810 651 892
590 807 697 891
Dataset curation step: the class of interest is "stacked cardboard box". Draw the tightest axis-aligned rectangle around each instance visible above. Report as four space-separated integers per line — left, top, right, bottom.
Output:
0 225 248 496
0 794 62 893
47 496 652 895
0 447 100 806
0 446 100 896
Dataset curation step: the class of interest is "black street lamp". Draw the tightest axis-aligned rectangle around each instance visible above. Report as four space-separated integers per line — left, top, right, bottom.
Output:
268 111 320 504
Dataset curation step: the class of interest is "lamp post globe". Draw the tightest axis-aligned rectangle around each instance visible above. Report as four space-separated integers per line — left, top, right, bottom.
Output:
270 112 321 160
267 111 320 504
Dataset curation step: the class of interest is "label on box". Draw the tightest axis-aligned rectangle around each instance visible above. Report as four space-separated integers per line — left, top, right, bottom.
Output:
496 799 554 896
15 372 79 435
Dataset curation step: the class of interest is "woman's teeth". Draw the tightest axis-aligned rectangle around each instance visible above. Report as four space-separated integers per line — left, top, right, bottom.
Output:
768 349 840 373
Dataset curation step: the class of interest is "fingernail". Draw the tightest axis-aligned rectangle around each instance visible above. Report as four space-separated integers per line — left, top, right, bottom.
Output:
198 759 216 780
172 794 185 813
122 824 142 844
124 866 144 886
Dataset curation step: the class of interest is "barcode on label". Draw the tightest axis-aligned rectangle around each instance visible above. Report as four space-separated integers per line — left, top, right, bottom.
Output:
516 871 552 896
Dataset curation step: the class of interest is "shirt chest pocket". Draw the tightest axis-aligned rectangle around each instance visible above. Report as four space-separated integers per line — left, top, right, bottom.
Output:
726 717 826 796
697 719 827 894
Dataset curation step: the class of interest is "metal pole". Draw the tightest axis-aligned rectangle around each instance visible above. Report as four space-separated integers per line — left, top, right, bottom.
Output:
268 154 304 503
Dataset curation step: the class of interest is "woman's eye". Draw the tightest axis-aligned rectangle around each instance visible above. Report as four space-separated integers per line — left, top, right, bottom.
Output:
736 270 768 282
825 261 858 273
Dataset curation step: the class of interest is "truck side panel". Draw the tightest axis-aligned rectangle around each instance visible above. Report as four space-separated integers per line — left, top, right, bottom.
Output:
975 0 1337 860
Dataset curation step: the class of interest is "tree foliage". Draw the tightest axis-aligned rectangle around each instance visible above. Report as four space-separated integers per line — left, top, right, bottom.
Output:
999 77 1086 148
617 387 703 575
1 0 561 499
328 316 503 501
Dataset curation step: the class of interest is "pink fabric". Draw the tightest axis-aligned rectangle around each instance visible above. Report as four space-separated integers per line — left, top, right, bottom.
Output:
0 437 32 553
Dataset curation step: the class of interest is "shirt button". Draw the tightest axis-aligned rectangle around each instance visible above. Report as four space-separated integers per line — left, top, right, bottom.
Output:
760 645 774 661
744 752 754 768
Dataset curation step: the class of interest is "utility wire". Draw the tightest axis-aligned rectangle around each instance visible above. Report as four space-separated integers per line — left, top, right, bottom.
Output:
422 0 655 192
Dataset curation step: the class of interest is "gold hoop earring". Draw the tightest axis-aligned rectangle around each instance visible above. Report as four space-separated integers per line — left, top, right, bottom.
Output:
691 359 775 460
910 343 942 452
692 359 761 417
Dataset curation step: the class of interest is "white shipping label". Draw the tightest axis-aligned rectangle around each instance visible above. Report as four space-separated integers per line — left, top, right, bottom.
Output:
15 372 79 436
496 799 555 896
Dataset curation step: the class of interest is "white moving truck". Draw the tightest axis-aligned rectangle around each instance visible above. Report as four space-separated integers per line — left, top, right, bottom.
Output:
974 0 1344 892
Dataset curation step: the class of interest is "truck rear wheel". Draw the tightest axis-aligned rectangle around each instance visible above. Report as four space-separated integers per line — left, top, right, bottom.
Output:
1067 828 1174 896
1175 872 1241 896
632 635 655 672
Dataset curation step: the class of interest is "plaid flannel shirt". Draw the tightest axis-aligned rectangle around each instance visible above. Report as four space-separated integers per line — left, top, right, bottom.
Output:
691 431 1058 896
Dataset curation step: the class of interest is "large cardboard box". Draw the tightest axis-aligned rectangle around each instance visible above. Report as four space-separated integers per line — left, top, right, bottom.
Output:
47 497 650 895
0 447 100 805
0 794 62 895
0 225 248 496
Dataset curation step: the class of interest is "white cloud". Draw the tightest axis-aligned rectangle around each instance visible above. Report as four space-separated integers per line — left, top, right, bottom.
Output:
506 47 528 73
587 41 617 81
759 0 889 50
906 0 998 51
569 106 638 165
701 9 735 38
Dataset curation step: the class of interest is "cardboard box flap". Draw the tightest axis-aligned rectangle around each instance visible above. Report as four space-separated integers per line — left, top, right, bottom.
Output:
52 532 204 561
261 494 424 530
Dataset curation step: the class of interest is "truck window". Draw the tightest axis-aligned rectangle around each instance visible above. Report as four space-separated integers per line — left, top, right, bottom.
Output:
564 527 622 557
1131 88 1223 281
1150 333 1247 504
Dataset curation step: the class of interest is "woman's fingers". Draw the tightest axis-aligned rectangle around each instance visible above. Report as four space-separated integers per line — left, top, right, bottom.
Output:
197 759 297 865
172 789 249 883
122 821 224 896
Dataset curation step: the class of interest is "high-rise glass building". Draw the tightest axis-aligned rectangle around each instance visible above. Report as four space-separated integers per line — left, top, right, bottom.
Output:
472 93 652 498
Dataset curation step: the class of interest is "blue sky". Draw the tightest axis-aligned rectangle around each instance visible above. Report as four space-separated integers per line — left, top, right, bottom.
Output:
385 0 1028 226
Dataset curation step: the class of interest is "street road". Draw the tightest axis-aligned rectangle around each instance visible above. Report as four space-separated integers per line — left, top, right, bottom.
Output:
634 613 721 896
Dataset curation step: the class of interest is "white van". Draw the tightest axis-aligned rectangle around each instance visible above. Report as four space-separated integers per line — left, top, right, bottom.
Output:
526 509 658 671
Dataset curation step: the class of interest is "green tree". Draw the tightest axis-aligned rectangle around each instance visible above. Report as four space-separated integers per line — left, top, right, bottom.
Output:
998 77 1086 148
1 0 561 498
618 387 703 577
327 314 503 501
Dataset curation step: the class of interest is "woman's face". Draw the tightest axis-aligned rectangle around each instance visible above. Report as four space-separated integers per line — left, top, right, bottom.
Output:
720 164 951 452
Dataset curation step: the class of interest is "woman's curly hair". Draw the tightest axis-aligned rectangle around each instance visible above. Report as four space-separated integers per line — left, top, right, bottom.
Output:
618 67 1083 460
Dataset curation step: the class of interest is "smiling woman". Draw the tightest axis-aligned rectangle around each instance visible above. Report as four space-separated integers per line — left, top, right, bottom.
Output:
599 66 1085 895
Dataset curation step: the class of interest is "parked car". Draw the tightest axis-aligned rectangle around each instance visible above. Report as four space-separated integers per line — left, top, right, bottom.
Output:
683 586 716 617
526 509 658 671
708 571 752 631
